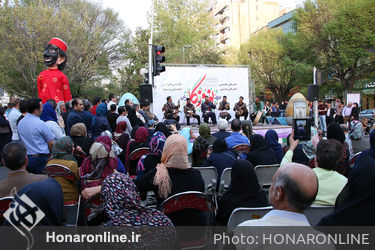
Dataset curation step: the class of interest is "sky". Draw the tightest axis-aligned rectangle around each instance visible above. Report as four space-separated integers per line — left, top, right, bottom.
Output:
92 0 305 32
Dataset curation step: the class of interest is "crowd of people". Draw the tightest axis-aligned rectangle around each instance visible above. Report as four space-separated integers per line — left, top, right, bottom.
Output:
0 93 374 243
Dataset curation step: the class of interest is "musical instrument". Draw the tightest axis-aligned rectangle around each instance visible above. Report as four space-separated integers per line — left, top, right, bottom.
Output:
253 111 263 126
225 103 230 110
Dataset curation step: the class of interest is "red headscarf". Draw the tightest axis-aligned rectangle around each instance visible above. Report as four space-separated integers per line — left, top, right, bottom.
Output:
115 121 127 134
134 126 148 143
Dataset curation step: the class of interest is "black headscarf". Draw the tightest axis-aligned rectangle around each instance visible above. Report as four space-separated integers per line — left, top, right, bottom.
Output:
216 160 268 226
127 107 144 127
318 145 375 226
327 122 345 144
213 137 227 153
247 134 279 167
14 179 64 226
154 123 172 138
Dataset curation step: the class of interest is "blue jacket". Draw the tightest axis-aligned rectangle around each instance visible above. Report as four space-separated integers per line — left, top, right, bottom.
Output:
202 149 237 188
80 111 93 135
66 110 84 136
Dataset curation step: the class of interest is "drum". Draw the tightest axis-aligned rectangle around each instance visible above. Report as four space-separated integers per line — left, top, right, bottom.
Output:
253 111 263 125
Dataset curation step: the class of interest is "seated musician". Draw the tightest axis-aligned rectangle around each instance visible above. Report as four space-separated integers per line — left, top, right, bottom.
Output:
218 96 231 121
201 96 217 125
234 96 248 120
163 96 180 123
251 96 266 123
184 98 200 125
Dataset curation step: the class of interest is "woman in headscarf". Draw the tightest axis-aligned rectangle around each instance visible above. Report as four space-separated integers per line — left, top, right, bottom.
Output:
40 102 65 140
318 130 375 226
265 129 284 163
101 173 175 248
154 122 172 138
216 160 268 226
127 107 145 127
125 126 149 175
102 173 173 226
134 134 205 226
114 121 130 166
92 103 111 139
70 123 93 157
136 132 166 178
327 122 350 175
192 123 217 167
47 136 80 204
202 137 236 187
241 120 253 140
179 127 196 155
80 135 123 223
247 134 279 167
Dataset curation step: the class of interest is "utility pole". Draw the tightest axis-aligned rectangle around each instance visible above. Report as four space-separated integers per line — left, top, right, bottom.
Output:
148 0 154 87
313 67 319 128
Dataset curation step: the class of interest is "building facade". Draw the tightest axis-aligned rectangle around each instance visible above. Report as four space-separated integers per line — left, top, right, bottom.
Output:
209 0 291 50
268 9 296 33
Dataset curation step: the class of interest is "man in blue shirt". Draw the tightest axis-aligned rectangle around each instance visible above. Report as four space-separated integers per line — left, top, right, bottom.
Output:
66 98 85 136
226 119 249 159
18 97 55 174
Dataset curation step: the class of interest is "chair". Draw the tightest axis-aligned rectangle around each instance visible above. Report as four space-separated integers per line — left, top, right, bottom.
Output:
43 164 78 183
0 196 13 226
128 147 150 176
218 167 232 197
159 191 216 249
64 196 81 226
227 206 273 233
304 206 334 226
233 144 250 157
193 167 217 196
349 151 362 168
254 164 279 191
43 164 81 226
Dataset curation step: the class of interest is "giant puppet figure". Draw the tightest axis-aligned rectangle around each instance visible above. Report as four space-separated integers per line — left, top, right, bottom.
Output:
37 37 72 103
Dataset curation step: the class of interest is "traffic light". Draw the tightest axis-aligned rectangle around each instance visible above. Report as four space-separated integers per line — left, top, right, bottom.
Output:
153 45 166 76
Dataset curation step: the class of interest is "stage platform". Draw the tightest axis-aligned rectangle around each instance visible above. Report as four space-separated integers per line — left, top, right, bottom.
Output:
183 123 292 139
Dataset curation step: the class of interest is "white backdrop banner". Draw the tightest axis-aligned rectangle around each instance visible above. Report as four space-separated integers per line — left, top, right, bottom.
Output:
153 66 249 121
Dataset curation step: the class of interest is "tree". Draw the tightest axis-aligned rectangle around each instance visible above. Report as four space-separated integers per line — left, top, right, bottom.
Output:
153 0 223 64
0 0 129 98
111 27 150 99
239 29 313 102
295 0 375 93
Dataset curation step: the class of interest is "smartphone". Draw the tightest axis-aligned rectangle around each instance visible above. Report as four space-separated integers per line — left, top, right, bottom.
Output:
293 118 311 141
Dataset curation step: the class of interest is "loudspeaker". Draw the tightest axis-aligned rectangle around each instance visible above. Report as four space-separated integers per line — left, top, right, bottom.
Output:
307 84 319 101
140 84 153 103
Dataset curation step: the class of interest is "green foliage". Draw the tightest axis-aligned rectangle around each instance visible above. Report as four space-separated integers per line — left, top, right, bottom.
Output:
239 29 313 102
295 0 375 93
153 0 223 64
112 27 150 99
0 0 129 98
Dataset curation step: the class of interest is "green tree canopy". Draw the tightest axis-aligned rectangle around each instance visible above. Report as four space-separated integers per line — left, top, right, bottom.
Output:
295 0 375 93
239 29 313 102
153 0 223 64
0 0 129 98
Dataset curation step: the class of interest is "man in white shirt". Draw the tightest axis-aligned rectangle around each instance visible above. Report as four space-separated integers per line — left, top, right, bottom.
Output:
343 102 353 124
107 93 117 111
8 97 21 141
235 162 318 227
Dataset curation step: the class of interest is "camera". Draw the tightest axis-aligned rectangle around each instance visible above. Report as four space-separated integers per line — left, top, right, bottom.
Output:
293 118 311 141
